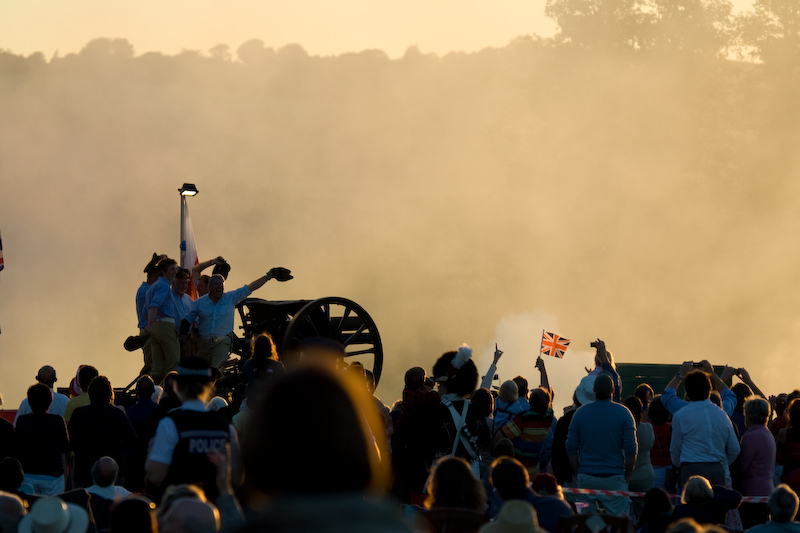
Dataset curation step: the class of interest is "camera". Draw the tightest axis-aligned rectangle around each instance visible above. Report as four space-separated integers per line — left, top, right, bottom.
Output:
590 341 600 349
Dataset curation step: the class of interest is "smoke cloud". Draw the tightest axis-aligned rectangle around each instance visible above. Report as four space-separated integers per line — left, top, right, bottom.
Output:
1 19 799 409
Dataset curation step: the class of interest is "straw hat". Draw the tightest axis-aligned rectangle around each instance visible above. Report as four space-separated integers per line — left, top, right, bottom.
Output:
575 374 597 406
18 497 89 533
480 500 544 533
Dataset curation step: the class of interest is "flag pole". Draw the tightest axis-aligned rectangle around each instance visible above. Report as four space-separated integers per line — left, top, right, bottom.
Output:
538 329 545 357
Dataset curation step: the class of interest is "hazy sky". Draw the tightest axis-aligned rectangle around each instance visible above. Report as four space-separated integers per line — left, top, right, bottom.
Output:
1 0 757 59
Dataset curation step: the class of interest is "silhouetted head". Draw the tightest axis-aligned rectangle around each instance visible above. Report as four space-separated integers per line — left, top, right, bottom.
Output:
110 496 157 533
635 383 654 407
27 383 53 414
490 457 529 500
91 457 118 488
684 371 711 402
682 476 713 505
161 498 219 533
638 487 673 527
404 367 426 391
788 399 800 429
36 365 57 388
425 456 486 511
623 395 643 425
768 485 800 524
0 458 24 492
471 388 494 417
529 387 551 414
135 375 155 401
244 365 388 496
512 376 529 398
647 396 670 425
494 438 515 459
0 491 25 533
250 333 279 362
88 376 114 406
499 380 519 404
745 397 770 427
78 365 99 393
732 383 752 412
593 372 614 401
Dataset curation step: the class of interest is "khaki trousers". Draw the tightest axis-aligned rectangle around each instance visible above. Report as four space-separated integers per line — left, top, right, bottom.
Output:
139 328 153 376
149 321 180 383
197 336 232 368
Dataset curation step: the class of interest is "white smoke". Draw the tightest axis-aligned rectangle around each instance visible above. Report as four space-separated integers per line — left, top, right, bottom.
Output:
475 309 599 415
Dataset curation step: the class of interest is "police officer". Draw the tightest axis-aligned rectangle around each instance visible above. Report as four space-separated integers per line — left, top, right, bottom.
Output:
144 356 240 502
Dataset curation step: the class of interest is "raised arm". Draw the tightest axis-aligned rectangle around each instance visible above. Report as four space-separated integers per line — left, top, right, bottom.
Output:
247 267 293 292
192 256 225 280
737 367 767 400
666 361 694 391
480 344 502 390
535 356 551 393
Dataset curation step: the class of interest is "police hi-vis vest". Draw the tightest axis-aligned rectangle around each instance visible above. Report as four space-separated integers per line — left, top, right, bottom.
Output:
165 409 230 501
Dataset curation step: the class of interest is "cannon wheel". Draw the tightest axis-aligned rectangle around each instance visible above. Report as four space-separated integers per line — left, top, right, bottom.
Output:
280 296 383 385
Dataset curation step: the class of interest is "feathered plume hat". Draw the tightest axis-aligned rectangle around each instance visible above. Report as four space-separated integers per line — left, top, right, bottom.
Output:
432 343 479 396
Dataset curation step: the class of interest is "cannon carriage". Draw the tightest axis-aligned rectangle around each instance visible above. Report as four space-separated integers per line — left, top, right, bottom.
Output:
231 296 384 384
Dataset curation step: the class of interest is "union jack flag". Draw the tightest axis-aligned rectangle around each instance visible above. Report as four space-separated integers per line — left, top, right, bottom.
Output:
541 331 570 358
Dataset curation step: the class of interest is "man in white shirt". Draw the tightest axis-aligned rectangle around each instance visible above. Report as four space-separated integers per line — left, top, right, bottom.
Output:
183 267 292 368
13 366 69 425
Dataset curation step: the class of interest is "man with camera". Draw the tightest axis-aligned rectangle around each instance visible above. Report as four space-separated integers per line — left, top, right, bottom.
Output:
669 364 741 488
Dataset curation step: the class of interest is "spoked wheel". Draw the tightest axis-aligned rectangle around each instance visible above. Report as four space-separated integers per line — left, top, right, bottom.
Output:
280 296 383 385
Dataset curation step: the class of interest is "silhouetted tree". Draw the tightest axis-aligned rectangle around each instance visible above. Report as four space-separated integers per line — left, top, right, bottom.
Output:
209 44 232 62
645 0 733 55
738 0 800 66
545 0 654 51
79 38 135 58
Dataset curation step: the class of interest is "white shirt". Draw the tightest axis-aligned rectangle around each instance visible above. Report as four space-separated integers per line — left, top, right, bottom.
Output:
86 484 131 501
14 389 70 426
185 286 251 338
670 398 740 467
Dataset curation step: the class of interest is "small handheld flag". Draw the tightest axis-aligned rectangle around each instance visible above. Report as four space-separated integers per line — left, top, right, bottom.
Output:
541 331 570 358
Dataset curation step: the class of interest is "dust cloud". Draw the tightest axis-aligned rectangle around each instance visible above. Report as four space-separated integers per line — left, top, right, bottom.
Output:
2 1 800 409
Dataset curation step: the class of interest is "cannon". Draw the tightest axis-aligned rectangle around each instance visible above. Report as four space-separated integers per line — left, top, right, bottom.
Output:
231 296 384 384
108 295 383 407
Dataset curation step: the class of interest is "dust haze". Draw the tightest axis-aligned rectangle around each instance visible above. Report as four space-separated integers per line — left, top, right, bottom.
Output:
2 0 800 413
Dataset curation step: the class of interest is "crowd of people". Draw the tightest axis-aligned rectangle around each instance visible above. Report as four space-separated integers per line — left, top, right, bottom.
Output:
0 254 799 533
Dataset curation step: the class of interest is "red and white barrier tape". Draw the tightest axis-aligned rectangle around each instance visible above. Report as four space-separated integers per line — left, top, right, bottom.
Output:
562 487 768 504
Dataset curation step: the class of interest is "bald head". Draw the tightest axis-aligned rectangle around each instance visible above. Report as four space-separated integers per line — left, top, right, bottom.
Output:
593 372 614 401
36 366 56 387
91 456 118 488
162 499 219 533
0 491 25 533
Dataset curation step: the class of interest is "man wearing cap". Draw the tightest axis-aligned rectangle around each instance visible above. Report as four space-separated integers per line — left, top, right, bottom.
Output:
136 253 166 376
145 356 240 502
183 267 292 368
566 372 637 515
145 257 180 384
